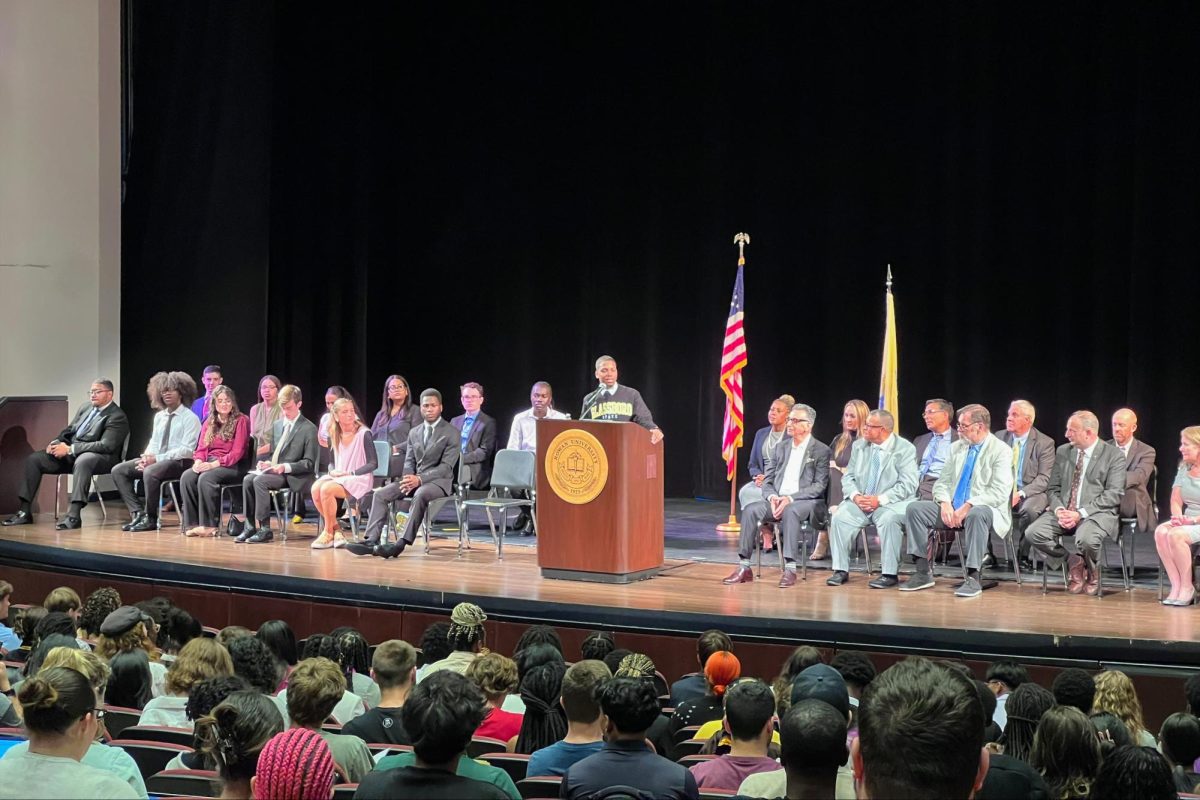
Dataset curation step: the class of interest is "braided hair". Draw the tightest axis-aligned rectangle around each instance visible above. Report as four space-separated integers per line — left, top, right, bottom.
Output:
1001 682 1056 764
447 603 487 652
254 727 337 800
514 662 568 754
333 628 371 679
194 690 284 787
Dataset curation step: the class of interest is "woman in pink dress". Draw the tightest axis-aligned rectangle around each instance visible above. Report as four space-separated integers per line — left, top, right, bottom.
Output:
310 398 377 550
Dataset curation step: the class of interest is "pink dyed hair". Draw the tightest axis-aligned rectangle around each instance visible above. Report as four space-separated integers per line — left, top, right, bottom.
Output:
252 727 336 800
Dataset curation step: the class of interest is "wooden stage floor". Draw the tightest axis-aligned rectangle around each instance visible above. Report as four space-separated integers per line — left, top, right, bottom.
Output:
0 513 1197 666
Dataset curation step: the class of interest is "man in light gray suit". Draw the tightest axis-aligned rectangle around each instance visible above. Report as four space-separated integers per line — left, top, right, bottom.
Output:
722 404 830 588
911 398 957 501
346 388 461 558
237 385 319 544
1025 410 1127 596
997 399 1056 568
1110 408 1157 533
826 409 918 586
900 404 1013 597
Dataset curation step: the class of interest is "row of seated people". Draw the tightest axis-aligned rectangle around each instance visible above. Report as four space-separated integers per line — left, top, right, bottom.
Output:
727 396 1200 601
2 580 1196 800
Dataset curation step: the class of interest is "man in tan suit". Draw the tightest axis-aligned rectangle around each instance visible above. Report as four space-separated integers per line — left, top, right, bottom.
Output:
1025 411 1126 596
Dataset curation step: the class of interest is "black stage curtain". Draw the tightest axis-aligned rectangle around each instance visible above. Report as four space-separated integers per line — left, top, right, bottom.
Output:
122 2 1200 501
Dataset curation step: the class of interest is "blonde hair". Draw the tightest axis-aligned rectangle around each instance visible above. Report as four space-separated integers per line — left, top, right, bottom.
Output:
96 623 161 663
41 647 111 691
835 400 871 459
325 397 364 455
165 637 234 696
1092 670 1147 741
1181 426 1200 452
465 653 518 702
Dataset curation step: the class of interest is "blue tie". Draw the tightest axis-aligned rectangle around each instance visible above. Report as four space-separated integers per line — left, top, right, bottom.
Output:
865 446 882 495
1015 439 1027 488
952 444 981 508
76 407 100 437
460 416 475 453
919 435 938 477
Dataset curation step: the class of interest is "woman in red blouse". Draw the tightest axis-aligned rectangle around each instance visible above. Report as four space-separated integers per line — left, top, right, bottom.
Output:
182 385 250 536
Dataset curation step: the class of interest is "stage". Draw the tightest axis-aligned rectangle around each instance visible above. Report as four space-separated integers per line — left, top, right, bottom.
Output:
0 499 1196 670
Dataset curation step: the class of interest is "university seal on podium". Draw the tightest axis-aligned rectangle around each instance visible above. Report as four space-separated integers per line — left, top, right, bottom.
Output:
545 428 609 505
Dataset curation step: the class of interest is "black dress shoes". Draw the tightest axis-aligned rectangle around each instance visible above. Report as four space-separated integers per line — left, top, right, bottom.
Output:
345 541 378 556
55 516 82 531
826 570 849 586
245 529 274 544
127 516 158 532
869 574 900 589
122 513 145 531
2 510 33 526
376 540 407 558
234 526 256 543
980 552 996 570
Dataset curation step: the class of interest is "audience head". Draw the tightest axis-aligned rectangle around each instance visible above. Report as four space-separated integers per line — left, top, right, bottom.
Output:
230 636 284 695
514 624 564 658
696 628 733 668
515 642 564 682
402 670 489 766
614 652 656 680
724 678 776 745
157 606 202 655
16 666 101 758
1030 705 1101 798
1001 681 1056 764
34 611 77 644
1089 711 1132 753
186 674 250 723
465 652 518 705
258 375 281 405
381 374 412 413
446 602 487 653
1159 711 1200 769
286 657 345 728
0 580 12 618
14 605 47 646
255 620 298 667
1052 668 1096 714
419 388 443 421
1092 669 1147 740
985 659 1028 694
105 648 153 709
331 627 371 678
419 621 452 666
196 690 286 792
97 605 158 662
515 661 568 754
597 677 661 738
973 680 998 737
252 727 336 800
78 587 122 638
830 651 877 699
165 636 234 696
854 657 987 800
26 633 80 678
1089 745 1177 800
43 587 81 621
603 648 633 675
704 650 741 697
216 625 253 648
300 633 331 661
39 647 110 700
790 664 850 722
560 660 612 724
370 639 417 691
580 631 615 662
782 700 851 780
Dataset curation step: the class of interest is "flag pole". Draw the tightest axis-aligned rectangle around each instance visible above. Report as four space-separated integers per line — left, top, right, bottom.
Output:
716 232 750 534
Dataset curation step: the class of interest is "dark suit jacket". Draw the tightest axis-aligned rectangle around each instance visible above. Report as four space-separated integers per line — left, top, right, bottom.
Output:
54 402 130 460
912 429 959 499
1111 437 1157 531
1045 440 1127 538
762 436 831 504
403 418 461 495
451 412 497 489
746 425 774 478
268 415 319 490
999 427 1056 500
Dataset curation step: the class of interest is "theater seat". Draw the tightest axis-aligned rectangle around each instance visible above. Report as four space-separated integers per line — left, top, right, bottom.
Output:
516 776 562 799
109 739 194 781
467 736 509 758
478 752 531 783
119 725 195 747
144 769 218 798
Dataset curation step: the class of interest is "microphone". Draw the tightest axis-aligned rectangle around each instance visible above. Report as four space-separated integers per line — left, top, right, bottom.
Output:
580 384 606 418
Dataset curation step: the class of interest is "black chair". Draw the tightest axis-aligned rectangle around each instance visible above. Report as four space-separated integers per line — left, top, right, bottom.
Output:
517 777 563 798
109 739 194 780
478 752 531 783
101 706 142 739
332 785 358 800
119 725 195 747
467 736 508 757
144 769 219 798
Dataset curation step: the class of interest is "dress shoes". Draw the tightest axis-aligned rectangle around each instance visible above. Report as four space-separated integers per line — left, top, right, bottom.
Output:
375 540 407 558
55 516 82 531
1019 557 1036 573
980 552 995 570
2 510 33 527
1084 565 1101 597
344 541 378 556
127 516 158 533
722 566 753 585
245 529 274 544
234 526 255 544
1066 554 1087 594
121 513 146 532
826 570 849 586
869 574 899 589
778 569 798 588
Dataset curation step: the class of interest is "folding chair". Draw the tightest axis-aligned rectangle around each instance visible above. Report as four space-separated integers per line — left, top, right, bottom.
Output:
54 432 131 520
422 460 472 555
458 449 536 559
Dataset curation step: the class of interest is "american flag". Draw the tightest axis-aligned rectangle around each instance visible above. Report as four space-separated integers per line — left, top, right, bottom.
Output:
720 258 748 480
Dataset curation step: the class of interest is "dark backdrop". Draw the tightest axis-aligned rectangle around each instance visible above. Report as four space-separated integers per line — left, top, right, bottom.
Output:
122 1 1200 501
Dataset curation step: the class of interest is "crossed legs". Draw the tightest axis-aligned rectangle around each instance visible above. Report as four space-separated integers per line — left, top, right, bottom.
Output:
1155 522 1200 604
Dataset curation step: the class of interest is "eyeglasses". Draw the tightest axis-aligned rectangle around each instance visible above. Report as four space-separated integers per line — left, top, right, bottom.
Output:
864 423 885 430
956 421 979 431
786 418 811 425
88 389 111 395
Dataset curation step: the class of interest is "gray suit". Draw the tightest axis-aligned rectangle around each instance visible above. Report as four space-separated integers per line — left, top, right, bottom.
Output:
912 429 958 500
998 427 1056 554
737 436 830 563
829 433 919 575
1111 438 1156 532
361 418 460 544
241 414 319 525
1025 440 1126 568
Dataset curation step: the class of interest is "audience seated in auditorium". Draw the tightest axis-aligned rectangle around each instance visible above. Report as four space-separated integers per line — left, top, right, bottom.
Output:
994 682 1055 767
8 606 46 664
453 381 498 491
153 604 202 658
328 627 381 708
139 637 234 728
852 657 988 799
420 602 487 678
96 606 167 697
669 629 732 709
976 698 1049 800
193 688 285 798
181 385 249 537
526 659 611 778
579 630 615 665
1186 671 1200 718
602 647 632 676
737 394 796 515
769 646 824 715
1088 711 1132 755
341 639 415 745
1091 669 1154 747
1088 744 1178 800
216 625 252 648
561 676 699 800
466 653 523 748
688 679 778 790
985 658 1028 731
43 588 91 650
235 384 319 545
190 364 223 422
3 378 130 531
1030 705 1101 800
1051 668 1095 715
1110 407 1157 532
254 619 298 690
104 649 152 710
282 657 373 782
360 670 512 799
829 651 875 730
827 408 918 587
999 399 1057 569
248 374 282 458
610 652 674 758
0 666 139 798
669 650 740 738
815 398 870 560
112 371 201 532
973 679 1002 745
1158 712 1200 794
1155 425 1200 605
416 621 452 682
311 398 377 549
0 581 19 655
229 636 284 699
277 636 365 724
253 727 338 800
505 628 564 714
513 658 567 755
1025 410 1126 596
77 587 121 643
372 374 422 478
162 674 251 771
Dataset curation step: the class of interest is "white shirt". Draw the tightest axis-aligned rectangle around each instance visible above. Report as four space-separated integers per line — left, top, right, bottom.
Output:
137 694 191 728
144 406 201 461
774 437 811 498
507 407 571 451
275 688 365 725
0 751 138 799
4 742 146 799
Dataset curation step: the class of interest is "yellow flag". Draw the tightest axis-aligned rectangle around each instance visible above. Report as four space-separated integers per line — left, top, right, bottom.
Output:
878 269 898 418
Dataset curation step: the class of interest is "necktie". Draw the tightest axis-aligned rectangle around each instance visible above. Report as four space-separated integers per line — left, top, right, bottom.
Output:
919 436 937 477
271 421 293 466
157 413 175 455
1011 442 1020 483
865 446 882 495
460 416 475 453
423 424 433 447
1067 448 1085 510
76 407 100 437
953 444 981 508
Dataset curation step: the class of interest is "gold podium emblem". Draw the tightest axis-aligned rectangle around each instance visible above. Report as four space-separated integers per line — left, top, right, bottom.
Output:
545 429 609 505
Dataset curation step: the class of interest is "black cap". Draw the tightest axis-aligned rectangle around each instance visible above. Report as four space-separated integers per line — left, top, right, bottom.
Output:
99 606 144 637
790 663 851 719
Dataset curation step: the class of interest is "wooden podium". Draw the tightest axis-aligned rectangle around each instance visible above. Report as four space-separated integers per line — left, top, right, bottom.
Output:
535 419 664 583
0 396 69 515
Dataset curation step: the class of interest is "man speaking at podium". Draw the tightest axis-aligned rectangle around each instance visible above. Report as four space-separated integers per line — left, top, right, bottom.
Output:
580 355 664 445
